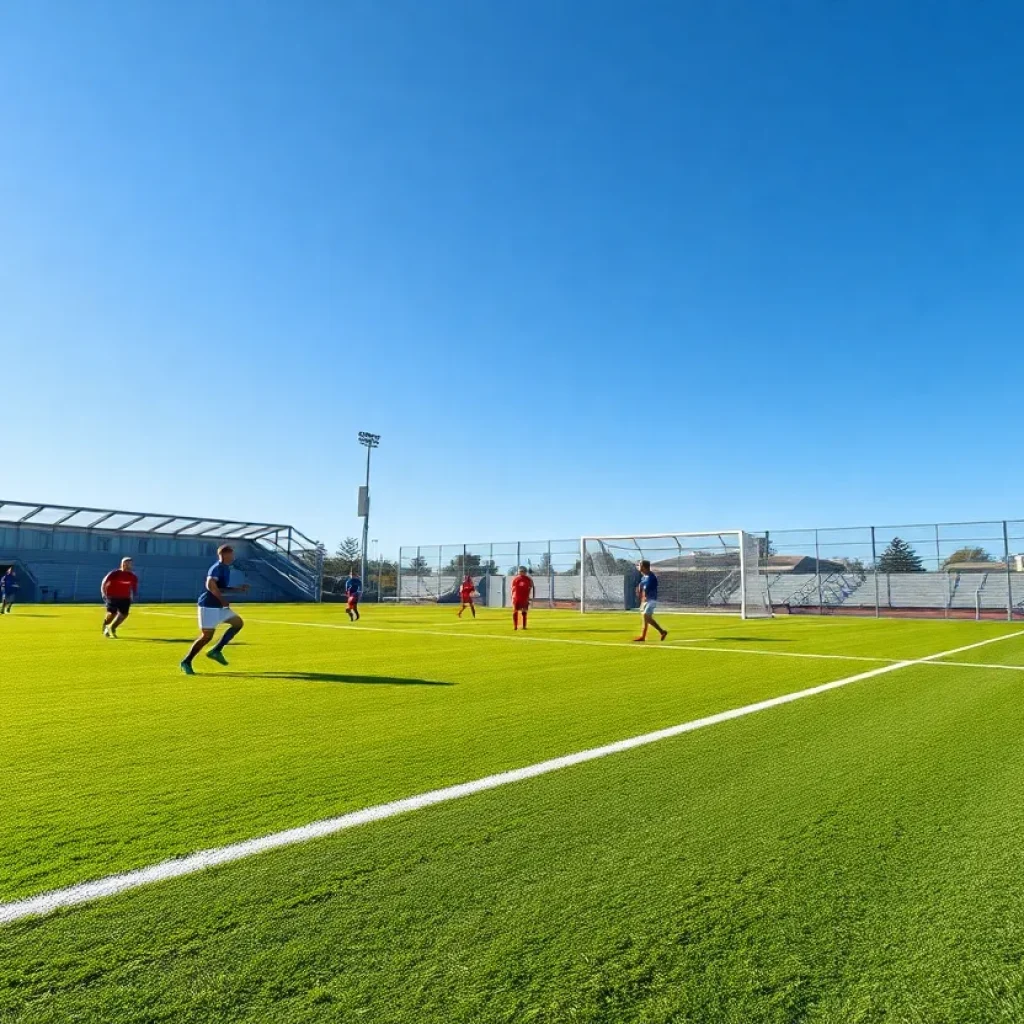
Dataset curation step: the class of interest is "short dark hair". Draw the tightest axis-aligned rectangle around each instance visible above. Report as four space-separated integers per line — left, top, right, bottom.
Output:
639 560 651 572
218 544 234 556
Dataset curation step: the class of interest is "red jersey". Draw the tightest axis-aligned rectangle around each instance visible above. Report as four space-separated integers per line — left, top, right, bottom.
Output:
460 580 475 599
103 570 138 600
510 574 533 605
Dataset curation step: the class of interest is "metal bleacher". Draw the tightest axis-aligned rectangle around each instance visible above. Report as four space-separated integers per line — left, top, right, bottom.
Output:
767 569 1024 617
0 499 323 604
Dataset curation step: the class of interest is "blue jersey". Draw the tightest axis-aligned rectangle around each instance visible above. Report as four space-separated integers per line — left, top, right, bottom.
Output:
1 572 14 593
199 561 231 607
344 575 362 596
639 572 658 601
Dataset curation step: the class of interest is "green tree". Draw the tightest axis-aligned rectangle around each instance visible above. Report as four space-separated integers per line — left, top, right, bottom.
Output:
531 551 554 574
323 537 362 578
942 546 995 568
337 537 361 562
442 553 499 576
877 537 924 573
840 557 867 573
407 554 431 575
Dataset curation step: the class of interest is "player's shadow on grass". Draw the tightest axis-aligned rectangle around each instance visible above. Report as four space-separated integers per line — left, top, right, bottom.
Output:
227 671 453 687
713 636 793 643
122 637 250 645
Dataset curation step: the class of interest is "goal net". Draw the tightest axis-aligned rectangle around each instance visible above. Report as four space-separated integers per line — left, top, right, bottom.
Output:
580 532 772 618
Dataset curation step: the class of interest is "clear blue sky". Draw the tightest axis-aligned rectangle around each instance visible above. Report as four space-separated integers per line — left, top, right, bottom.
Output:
3 0 1023 556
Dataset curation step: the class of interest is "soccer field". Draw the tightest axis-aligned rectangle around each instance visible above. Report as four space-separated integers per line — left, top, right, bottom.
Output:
4 604 1024 1022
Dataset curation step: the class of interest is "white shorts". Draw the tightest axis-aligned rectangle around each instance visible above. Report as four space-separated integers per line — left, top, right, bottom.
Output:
642 600 658 616
198 605 239 630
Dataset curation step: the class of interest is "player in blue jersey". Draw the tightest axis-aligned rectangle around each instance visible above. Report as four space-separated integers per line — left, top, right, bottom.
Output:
1 567 17 614
179 545 250 674
344 571 362 621
633 560 668 642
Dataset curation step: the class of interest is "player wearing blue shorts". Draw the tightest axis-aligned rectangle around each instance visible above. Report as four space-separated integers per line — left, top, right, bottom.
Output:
633 560 668 642
180 545 250 674
1 567 17 614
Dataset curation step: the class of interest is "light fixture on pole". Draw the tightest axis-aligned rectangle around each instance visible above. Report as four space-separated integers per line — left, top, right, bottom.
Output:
358 432 380 588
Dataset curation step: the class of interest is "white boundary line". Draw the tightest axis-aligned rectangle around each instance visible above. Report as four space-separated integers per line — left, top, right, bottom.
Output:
142 611 902 666
146 610 1024 675
3 627 1022 926
919 659 1024 672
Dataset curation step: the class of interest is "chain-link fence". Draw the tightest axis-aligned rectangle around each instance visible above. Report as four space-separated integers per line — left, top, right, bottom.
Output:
399 540 581 608
400 521 1024 619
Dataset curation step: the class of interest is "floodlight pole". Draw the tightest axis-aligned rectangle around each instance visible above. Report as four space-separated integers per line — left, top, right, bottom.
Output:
358 432 380 588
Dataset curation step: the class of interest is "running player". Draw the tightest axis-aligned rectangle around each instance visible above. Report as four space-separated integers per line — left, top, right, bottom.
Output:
510 566 534 630
634 560 668 642
344 570 362 621
0 567 17 614
458 574 477 618
179 545 250 674
101 557 139 637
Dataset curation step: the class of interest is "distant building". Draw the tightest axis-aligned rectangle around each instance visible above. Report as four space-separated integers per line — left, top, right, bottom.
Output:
652 553 847 574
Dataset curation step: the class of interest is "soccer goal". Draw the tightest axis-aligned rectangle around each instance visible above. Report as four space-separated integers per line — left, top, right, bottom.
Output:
579 531 773 618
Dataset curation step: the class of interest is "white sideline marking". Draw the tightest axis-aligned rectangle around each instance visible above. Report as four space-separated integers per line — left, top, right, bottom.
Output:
3 628 1023 926
922 659 1024 672
142 611 901 666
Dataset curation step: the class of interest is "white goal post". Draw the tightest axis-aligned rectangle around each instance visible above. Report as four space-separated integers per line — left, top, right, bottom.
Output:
579 531 773 618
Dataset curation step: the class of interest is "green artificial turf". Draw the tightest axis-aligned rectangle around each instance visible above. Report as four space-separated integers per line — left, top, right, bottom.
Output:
3 604 1024 1021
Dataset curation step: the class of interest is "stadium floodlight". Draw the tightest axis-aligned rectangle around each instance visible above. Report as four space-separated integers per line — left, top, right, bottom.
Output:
579 531 772 618
358 432 381 586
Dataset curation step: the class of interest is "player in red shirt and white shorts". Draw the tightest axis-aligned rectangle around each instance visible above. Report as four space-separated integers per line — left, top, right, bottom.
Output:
101 557 140 638
458 575 477 618
510 566 535 630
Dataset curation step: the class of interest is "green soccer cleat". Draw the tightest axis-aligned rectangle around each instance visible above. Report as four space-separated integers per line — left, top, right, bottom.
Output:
179 660 195 676
206 649 229 666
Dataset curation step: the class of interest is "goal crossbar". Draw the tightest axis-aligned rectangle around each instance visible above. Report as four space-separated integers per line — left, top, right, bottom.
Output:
579 531 772 619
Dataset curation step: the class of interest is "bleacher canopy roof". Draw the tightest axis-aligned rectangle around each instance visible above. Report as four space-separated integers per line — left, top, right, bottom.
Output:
0 499 296 541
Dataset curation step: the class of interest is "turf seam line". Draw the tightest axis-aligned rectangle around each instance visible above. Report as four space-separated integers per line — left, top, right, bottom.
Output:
4 627 1023 925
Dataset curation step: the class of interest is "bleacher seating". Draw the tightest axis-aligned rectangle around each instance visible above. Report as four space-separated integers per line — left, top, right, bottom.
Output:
3 547 309 604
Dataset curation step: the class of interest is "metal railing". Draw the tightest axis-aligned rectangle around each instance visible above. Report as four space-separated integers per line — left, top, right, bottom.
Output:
400 520 1024 620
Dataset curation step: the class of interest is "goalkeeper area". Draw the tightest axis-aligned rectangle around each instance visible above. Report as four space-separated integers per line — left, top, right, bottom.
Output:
5 603 1024 1021
581 531 771 617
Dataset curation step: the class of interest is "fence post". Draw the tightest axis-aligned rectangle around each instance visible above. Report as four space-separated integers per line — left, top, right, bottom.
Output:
815 530 823 614
936 525 947 618
548 539 553 606
1004 520 1013 622
516 541 521 570
580 537 586 613
871 526 879 617
397 548 403 604
438 547 443 602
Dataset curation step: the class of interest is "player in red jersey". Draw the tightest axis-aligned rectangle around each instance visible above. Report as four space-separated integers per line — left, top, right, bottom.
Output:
101 557 140 637
458 575 477 618
510 566 535 630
